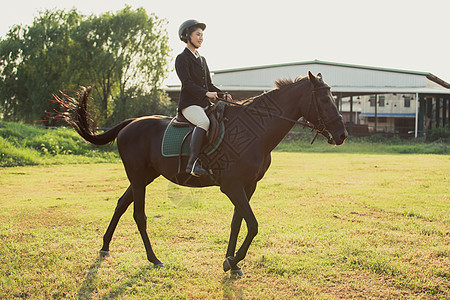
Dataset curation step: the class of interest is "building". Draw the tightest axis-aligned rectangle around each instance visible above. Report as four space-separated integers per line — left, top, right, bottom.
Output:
359 94 416 135
166 60 450 137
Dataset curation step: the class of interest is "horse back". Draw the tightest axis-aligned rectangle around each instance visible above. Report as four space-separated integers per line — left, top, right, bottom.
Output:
116 115 170 162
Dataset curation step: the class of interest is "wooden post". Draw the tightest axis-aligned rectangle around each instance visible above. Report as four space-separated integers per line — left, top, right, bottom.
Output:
374 94 378 133
418 95 425 137
349 96 353 136
447 98 450 127
443 98 447 127
338 93 342 113
435 97 440 128
427 97 433 130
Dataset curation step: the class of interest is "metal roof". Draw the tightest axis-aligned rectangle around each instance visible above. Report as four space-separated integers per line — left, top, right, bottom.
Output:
209 60 450 96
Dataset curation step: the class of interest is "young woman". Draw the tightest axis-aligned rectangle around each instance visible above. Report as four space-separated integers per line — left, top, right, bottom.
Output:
175 19 232 176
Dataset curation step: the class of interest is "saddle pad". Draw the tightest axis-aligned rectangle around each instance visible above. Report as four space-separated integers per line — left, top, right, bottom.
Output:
161 122 191 157
161 120 225 158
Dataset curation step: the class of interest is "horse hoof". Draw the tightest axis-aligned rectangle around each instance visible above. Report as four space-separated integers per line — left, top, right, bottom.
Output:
153 263 165 269
223 256 233 272
99 250 110 258
230 267 244 277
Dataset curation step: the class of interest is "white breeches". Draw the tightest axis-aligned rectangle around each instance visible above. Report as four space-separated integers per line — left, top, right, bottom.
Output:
181 105 210 131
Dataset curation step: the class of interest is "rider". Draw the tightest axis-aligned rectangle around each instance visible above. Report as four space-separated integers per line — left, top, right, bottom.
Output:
175 19 232 176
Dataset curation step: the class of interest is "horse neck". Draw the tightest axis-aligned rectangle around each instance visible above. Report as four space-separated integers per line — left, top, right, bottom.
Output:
247 82 313 152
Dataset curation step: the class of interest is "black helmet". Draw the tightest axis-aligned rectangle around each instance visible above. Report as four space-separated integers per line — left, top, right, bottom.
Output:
178 19 206 42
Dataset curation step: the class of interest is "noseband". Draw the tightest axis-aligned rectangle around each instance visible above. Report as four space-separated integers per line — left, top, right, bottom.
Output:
216 84 342 144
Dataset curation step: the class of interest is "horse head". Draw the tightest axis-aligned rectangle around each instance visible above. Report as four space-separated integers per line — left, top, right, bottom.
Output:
306 72 348 145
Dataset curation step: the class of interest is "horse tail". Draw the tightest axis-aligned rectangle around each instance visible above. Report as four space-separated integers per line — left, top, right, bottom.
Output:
53 86 135 145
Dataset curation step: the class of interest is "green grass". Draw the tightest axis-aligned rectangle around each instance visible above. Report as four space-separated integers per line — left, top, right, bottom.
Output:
0 122 120 167
1 122 449 168
0 153 449 299
276 126 448 154
276 137 448 154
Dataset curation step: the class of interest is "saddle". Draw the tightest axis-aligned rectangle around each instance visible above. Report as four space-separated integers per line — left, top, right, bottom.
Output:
161 101 227 161
171 104 224 145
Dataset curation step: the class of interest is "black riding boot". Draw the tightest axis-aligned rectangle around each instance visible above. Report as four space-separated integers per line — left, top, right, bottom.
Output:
186 127 209 176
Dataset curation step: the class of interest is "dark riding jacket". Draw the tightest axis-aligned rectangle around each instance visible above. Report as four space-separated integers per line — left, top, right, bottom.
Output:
175 48 222 111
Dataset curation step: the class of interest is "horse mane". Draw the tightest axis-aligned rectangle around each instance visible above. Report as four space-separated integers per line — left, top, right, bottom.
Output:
234 76 308 106
274 76 307 89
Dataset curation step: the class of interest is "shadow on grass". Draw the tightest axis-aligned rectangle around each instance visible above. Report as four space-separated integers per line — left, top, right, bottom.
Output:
99 265 157 300
77 255 156 300
221 275 245 300
78 256 104 299
78 257 244 299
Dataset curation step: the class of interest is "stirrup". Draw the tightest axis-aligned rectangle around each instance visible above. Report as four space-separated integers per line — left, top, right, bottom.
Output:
189 159 209 177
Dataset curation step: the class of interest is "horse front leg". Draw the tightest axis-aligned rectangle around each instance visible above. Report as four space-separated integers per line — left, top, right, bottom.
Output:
100 186 133 257
226 208 243 258
225 183 257 276
132 184 163 267
221 183 258 275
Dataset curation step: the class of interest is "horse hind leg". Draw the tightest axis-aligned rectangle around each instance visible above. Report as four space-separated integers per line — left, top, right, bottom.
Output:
131 182 164 267
100 186 134 257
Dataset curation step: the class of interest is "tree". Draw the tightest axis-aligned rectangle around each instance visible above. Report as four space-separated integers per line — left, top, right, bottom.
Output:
69 6 172 126
0 9 82 124
0 6 172 126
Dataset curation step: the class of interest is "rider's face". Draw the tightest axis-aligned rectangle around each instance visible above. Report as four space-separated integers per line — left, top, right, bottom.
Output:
189 28 203 48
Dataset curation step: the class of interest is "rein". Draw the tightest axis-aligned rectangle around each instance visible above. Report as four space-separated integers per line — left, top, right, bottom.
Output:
217 85 342 144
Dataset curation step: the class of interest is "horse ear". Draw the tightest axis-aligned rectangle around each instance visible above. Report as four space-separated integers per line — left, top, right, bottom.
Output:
308 71 318 86
317 73 323 80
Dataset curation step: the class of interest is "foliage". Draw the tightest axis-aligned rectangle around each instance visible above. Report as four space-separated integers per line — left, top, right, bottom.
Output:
70 6 172 126
425 126 450 142
0 9 82 124
109 86 176 124
0 6 172 127
0 122 119 167
1 121 449 167
0 154 448 298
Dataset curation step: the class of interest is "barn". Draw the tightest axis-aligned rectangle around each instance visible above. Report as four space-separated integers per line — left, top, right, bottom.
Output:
166 60 450 137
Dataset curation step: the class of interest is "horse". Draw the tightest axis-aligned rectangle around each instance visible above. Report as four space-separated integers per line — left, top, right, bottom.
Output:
55 71 347 276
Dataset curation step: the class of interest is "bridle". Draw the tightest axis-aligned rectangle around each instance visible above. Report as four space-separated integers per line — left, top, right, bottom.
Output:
305 85 343 144
216 84 343 144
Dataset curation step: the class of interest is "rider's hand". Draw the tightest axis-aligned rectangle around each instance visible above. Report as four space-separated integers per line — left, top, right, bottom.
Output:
205 92 218 99
225 93 233 101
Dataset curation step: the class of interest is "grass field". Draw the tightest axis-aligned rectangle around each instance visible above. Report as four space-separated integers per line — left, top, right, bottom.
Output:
0 153 449 299
0 121 448 168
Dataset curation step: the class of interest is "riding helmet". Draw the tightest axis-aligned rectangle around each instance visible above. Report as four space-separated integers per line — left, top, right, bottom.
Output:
178 19 206 42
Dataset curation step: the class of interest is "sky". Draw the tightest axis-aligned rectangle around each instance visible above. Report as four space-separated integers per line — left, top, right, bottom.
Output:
1 0 449 86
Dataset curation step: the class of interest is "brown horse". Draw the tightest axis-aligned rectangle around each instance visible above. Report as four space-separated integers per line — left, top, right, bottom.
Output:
56 72 347 276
